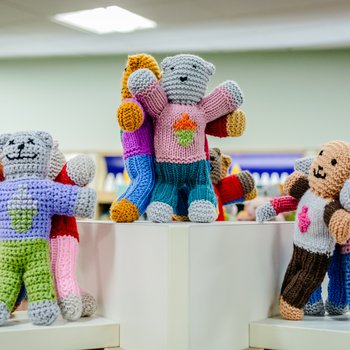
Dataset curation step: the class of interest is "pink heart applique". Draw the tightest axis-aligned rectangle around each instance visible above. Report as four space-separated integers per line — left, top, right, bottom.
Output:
298 205 311 233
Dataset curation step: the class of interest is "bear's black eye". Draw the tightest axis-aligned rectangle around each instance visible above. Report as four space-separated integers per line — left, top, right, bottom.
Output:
319 150 323 156
193 64 197 69
170 67 175 71
27 138 35 145
331 159 337 166
9 140 15 145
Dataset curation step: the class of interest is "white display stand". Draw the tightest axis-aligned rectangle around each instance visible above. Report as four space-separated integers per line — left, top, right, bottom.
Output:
77 221 294 350
0 311 119 350
250 315 350 350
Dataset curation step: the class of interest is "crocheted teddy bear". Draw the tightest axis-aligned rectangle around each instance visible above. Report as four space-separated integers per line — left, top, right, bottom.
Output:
257 155 350 317
111 54 247 223
175 148 256 221
258 141 350 320
11 142 98 320
0 131 96 326
128 54 244 223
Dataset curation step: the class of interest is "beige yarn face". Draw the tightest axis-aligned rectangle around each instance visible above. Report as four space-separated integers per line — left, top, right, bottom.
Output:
308 140 350 199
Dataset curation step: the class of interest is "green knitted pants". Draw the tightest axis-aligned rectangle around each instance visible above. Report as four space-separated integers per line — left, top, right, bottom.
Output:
0 239 56 311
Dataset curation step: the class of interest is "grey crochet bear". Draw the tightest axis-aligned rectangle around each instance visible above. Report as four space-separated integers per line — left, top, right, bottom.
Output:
0 131 96 326
127 54 244 223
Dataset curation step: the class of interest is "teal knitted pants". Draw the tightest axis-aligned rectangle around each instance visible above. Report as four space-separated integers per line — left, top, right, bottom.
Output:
150 160 217 210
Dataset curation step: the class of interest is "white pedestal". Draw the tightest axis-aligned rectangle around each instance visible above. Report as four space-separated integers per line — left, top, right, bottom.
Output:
77 221 294 350
250 315 350 350
0 312 119 350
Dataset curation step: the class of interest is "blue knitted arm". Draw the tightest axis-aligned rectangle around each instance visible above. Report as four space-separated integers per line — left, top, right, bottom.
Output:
49 182 96 218
49 181 80 216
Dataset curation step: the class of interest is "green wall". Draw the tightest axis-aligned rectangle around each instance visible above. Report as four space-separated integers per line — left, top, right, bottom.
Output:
0 50 349 152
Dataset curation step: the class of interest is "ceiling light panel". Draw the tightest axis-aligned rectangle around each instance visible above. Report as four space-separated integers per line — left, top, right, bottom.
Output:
52 6 156 34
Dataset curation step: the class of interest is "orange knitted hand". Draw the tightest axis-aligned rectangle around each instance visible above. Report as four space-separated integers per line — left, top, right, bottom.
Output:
328 209 350 244
245 187 257 201
117 100 144 132
226 110 246 137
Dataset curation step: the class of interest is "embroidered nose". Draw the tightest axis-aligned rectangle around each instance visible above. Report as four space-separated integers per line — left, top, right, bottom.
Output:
318 165 323 171
180 76 188 82
18 143 25 151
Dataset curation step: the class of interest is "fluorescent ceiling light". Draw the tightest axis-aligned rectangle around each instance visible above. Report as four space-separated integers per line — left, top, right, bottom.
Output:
52 6 156 34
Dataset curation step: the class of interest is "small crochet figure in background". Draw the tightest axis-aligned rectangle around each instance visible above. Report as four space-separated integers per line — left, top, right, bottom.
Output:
257 141 350 320
175 148 256 221
128 54 244 223
0 131 96 326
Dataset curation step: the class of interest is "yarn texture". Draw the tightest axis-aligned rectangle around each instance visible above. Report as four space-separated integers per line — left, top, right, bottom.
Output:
0 131 96 326
258 141 350 320
128 54 244 223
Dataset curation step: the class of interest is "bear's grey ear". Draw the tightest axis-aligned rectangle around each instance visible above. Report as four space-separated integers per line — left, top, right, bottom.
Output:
212 147 221 156
36 132 53 148
52 140 60 151
161 56 173 70
0 134 10 151
205 61 215 76
294 156 314 176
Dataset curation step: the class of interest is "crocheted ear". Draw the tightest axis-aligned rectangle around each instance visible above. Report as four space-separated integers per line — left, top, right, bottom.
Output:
222 154 232 169
0 134 10 152
35 131 53 149
212 147 221 156
204 61 215 76
48 140 66 180
294 156 314 176
161 56 173 70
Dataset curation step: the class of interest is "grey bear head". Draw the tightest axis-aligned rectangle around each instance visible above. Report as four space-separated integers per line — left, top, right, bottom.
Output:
160 54 215 105
0 131 53 180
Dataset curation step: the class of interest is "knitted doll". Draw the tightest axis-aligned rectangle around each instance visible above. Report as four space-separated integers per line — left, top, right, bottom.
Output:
49 143 97 320
111 53 246 223
256 155 350 317
258 141 350 320
110 54 160 223
128 54 244 223
10 144 97 319
0 131 96 326
175 148 256 221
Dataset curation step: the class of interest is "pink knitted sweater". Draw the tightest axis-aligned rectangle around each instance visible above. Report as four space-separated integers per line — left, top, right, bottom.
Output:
135 82 238 164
